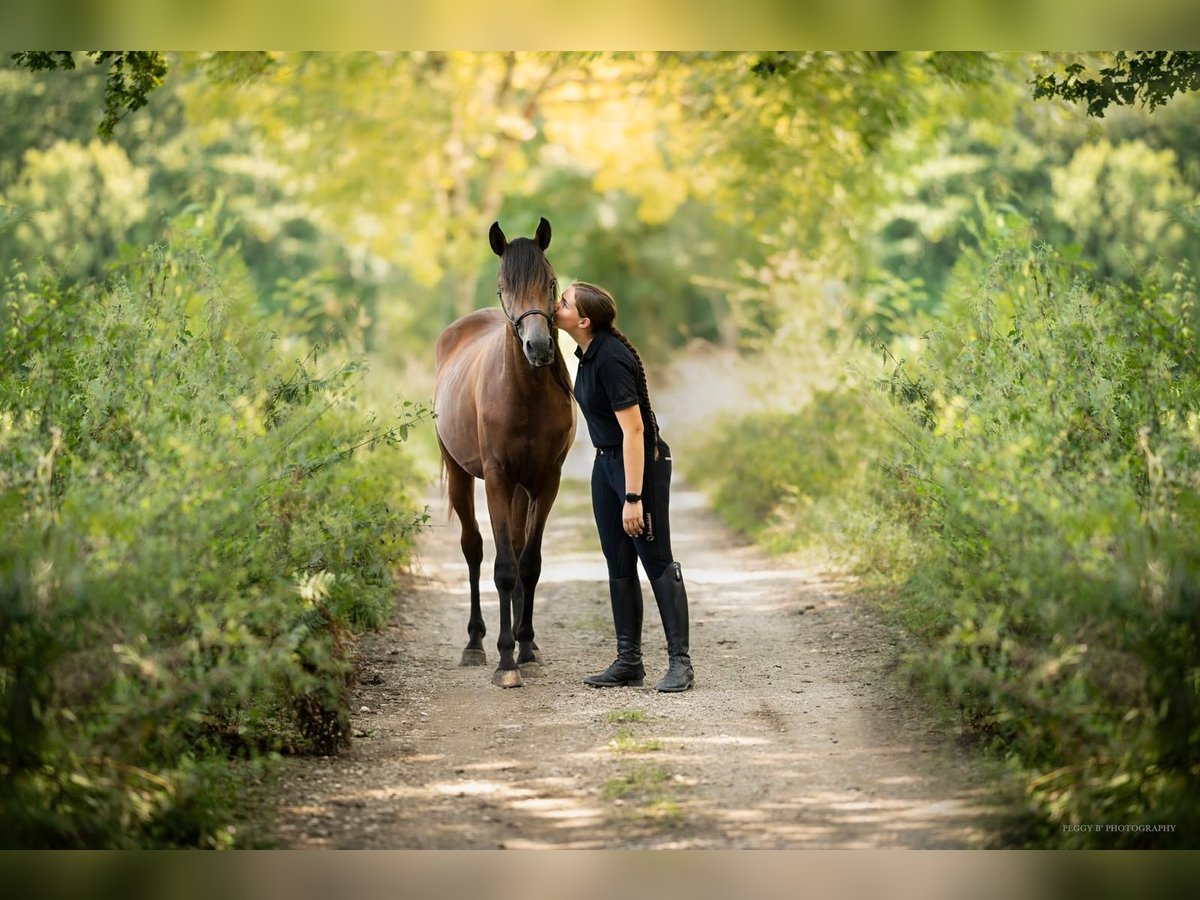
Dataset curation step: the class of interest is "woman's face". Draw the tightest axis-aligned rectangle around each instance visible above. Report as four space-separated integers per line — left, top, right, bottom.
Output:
554 284 587 334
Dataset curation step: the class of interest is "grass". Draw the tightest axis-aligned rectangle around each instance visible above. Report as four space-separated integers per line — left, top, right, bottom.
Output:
597 689 684 830
602 713 677 828
611 726 665 754
640 799 683 823
601 764 671 801
601 764 685 829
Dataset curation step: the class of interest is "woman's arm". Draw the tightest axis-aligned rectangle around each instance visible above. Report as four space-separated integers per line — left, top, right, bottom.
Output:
614 404 645 537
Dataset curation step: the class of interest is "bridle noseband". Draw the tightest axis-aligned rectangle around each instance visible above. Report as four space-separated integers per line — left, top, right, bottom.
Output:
498 281 557 337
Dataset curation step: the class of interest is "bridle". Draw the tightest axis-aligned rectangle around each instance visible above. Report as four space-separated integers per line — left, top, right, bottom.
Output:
498 278 558 337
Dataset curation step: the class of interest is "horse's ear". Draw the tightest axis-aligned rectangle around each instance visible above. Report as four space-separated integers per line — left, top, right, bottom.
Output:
535 217 551 250
489 221 507 257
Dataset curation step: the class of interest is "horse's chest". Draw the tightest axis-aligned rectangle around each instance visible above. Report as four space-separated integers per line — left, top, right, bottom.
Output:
483 399 571 465
485 398 568 441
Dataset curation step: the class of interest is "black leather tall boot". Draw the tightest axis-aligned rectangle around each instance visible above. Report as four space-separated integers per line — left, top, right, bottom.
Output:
650 561 694 692
583 575 645 687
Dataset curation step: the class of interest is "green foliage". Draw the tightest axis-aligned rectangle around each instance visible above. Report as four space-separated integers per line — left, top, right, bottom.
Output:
699 218 1200 845
0 223 430 847
861 66 1200 335
11 52 168 138
689 387 893 555
1034 51 1200 118
871 230 1200 845
502 184 736 359
1050 139 1198 282
1 138 149 279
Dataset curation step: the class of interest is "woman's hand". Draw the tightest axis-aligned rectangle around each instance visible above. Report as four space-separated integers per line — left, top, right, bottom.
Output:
623 500 644 537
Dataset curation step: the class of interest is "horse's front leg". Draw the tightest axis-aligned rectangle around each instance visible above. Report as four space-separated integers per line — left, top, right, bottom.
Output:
516 477 560 670
508 486 531 666
484 473 522 688
515 539 542 670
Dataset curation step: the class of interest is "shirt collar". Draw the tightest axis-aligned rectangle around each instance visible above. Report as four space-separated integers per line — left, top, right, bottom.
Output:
574 330 607 364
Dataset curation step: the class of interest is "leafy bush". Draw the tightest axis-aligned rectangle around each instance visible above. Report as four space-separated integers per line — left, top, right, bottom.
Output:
872 229 1200 845
1 138 150 279
688 386 897 557
695 220 1200 846
1050 138 1199 282
0 221 430 847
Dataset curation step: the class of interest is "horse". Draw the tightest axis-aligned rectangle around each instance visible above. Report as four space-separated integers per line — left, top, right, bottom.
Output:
434 217 576 688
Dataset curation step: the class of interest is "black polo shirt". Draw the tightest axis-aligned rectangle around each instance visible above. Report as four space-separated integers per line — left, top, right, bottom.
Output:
573 331 649 448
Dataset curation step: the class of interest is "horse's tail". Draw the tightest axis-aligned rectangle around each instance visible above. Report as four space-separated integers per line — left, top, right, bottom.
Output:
439 436 460 528
439 448 455 525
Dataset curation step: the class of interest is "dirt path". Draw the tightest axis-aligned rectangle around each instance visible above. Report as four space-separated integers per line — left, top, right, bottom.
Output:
267 438 1014 849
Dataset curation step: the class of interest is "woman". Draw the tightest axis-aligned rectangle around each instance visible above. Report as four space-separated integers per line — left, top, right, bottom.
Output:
554 281 695 692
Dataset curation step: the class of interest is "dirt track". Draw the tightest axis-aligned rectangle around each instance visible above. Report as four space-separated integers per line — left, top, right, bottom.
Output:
267 435 1014 848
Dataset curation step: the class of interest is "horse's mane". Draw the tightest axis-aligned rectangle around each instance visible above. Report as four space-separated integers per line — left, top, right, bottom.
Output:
547 341 574 401
499 237 554 298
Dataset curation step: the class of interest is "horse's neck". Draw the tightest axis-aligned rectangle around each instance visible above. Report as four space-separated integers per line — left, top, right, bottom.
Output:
492 324 561 403
496 324 535 383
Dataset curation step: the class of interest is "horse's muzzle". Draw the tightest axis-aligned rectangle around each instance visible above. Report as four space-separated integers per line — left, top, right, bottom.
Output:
523 339 556 368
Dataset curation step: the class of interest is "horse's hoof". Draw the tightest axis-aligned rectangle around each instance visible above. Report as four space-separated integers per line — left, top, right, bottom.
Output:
492 668 523 689
518 661 542 678
460 648 487 666
518 645 543 666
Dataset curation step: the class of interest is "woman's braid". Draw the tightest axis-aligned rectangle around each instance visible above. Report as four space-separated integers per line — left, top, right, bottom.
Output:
572 282 661 447
609 327 660 447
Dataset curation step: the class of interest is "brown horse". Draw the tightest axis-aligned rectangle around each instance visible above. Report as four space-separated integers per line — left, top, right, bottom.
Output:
434 217 576 688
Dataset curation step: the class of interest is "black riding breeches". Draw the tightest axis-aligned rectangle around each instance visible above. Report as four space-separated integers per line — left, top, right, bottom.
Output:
591 439 674 582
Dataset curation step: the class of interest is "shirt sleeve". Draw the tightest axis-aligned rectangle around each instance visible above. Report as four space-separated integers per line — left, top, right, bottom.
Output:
598 355 641 412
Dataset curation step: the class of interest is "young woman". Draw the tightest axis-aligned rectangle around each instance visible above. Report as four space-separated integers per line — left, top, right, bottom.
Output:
554 281 695 692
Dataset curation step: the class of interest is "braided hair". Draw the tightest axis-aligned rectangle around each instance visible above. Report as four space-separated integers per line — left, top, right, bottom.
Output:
572 281 661 449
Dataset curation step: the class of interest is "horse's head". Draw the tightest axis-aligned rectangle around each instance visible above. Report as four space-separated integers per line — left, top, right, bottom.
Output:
490 217 558 368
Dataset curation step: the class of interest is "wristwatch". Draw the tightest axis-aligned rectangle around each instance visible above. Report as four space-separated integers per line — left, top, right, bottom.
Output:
625 492 642 503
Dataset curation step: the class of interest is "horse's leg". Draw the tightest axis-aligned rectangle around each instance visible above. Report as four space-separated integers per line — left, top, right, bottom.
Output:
508 486 529 664
516 473 561 670
444 449 487 666
521 495 542 661
483 471 522 688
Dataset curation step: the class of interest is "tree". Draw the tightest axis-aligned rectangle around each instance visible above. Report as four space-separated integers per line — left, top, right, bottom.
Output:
1033 51 1200 117
10 52 168 138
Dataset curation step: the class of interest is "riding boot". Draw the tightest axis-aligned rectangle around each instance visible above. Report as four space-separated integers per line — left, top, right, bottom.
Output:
583 575 645 687
650 561 694 692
